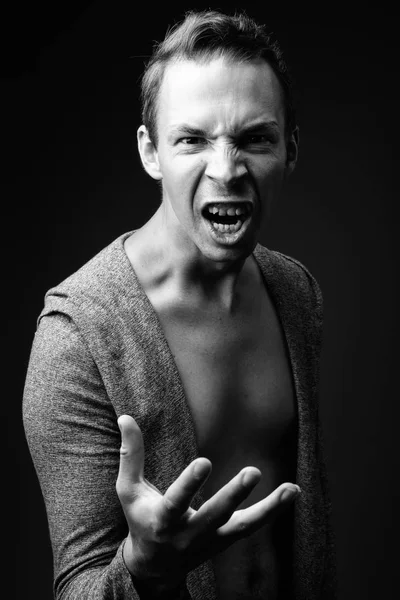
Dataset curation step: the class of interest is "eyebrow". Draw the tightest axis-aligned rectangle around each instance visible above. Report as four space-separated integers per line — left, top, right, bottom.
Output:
168 120 281 141
240 121 280 136
167 125 207 142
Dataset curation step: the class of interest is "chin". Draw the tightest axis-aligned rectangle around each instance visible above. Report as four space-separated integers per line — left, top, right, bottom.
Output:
197 236 257 266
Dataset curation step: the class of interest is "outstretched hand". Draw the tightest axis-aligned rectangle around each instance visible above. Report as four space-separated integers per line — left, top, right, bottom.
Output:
116 414 299 597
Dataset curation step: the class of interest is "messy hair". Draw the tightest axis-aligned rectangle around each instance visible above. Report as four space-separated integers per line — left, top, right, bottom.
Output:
140 9 296 146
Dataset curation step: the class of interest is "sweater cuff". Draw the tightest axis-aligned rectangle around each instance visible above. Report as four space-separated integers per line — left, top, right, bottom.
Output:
119 539 191 600
107 541 141 599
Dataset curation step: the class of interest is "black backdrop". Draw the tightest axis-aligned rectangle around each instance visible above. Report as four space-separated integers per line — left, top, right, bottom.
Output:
3 2 398 599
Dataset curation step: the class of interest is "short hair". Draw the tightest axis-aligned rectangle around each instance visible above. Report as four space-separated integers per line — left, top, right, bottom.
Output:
140 9 296 146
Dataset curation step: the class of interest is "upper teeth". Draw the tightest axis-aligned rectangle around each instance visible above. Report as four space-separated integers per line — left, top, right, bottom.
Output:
207 204 249 217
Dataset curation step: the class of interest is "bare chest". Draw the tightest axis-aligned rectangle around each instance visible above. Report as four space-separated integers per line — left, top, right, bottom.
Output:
161 298 295 452
156 289 297 599
155 288 297 487
124 235 297 598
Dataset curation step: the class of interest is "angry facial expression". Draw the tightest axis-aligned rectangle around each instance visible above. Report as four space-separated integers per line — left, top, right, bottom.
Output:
139 56 297 263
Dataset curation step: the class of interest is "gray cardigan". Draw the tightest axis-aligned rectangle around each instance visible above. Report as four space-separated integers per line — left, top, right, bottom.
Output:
23 231 336 599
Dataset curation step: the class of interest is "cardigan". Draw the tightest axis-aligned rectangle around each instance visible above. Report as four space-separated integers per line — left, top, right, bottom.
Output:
23 231 336 599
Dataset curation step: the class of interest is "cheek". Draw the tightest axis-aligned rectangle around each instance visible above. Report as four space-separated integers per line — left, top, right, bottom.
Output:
160 172 198 225
161 158 205 205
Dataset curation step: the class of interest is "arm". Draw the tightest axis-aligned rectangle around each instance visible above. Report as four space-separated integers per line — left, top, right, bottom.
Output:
23 312 300 599
115 415 299 598
23 313 139 599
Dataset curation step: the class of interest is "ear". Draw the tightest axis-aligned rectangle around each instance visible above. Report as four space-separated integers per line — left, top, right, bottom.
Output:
285 126 299 177
137 125 162 181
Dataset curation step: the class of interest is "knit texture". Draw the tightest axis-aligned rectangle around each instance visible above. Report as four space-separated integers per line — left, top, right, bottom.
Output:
23 231 336 599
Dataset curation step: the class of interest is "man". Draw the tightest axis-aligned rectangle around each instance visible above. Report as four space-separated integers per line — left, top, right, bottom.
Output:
23 9 336 600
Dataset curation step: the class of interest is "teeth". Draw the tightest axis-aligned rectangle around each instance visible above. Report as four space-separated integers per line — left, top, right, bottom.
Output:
206 203 249 217
211 220 243 233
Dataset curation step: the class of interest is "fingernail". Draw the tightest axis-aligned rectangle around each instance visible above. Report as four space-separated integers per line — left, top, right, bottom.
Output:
280 485 301 502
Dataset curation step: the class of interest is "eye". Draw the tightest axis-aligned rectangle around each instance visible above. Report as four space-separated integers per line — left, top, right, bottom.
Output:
179 137 206 145
244 134 272 145
240 133 278 153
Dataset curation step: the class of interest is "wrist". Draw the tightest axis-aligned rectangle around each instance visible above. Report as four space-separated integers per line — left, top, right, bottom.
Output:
122 537 188 599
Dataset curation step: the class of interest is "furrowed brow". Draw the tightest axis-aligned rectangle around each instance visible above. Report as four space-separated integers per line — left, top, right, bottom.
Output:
240 121 280 136
168 125 207 141
167 120 281 142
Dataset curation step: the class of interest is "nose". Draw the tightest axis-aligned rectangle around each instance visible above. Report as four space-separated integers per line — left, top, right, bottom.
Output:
205 146 247 187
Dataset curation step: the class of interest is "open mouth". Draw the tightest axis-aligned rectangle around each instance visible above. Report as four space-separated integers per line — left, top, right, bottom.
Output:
202 202 252 233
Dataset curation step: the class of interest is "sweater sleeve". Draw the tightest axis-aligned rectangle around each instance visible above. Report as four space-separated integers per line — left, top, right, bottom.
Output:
23 312 192 600
23 312 141 599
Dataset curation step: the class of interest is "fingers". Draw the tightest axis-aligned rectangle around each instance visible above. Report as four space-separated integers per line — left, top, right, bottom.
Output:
161 458 212 519
191 467 261 531
217 482 300 541
116 415 145 500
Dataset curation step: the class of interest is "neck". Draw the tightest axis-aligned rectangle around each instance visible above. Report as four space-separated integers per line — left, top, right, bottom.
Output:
133 204 255 311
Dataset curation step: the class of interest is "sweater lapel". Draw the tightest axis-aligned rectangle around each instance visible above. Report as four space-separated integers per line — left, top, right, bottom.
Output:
254 245 326 600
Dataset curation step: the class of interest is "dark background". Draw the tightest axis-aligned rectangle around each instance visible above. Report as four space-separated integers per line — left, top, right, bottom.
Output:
3 1 397 598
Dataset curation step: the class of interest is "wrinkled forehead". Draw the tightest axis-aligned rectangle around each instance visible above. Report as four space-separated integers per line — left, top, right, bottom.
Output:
156 57 286 133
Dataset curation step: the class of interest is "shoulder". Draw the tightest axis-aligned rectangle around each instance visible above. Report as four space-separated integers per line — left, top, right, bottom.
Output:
275 248 322 306
35 232 158 371
43 232 133 306
38 232 140 325
253 244 323 333
254 243 323 305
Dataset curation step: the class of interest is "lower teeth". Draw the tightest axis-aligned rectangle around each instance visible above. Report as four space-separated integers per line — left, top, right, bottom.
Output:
211 220 242 233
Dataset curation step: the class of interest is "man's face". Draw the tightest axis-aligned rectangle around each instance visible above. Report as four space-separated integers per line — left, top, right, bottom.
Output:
141 56 297 263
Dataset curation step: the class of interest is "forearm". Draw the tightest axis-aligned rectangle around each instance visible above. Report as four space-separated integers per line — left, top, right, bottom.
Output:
57 541 192 600
23 315 140 600
23 314 194 600
58 543 139 600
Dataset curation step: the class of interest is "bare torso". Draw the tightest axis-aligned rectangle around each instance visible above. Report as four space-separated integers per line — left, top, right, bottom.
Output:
125 234 297 599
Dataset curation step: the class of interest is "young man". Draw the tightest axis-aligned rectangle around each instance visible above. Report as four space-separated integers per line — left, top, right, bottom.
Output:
23 10 336 600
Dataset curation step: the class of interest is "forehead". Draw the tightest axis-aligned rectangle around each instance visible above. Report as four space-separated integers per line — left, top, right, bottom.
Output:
157 57 285 134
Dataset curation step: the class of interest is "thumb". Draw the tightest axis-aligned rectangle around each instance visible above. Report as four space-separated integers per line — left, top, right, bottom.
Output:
116 415 145 500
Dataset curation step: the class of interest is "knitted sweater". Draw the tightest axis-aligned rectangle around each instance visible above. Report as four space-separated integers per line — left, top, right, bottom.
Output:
23 231 336 599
